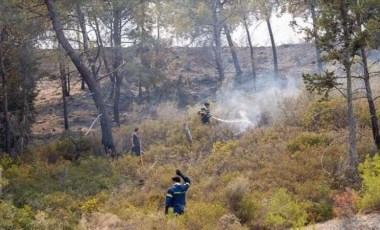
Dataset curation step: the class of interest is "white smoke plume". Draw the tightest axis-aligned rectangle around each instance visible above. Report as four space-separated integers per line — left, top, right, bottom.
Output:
211 74 303 132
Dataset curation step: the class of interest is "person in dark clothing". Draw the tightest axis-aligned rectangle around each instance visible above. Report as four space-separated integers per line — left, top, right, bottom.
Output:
198 102 211 124
131 128 142 156
165 170 191 215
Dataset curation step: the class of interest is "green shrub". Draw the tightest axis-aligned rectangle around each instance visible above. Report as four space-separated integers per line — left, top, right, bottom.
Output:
286 132 331 154
307 199 333 223
359 153 380 212
264 188 309 229
80 192 109 213
224 177 250 213
112 154 140 179
236 193 260 225
182 202 227 230
302 99 347 130
63 156 123 195
0 165 9 194
0 202 35 230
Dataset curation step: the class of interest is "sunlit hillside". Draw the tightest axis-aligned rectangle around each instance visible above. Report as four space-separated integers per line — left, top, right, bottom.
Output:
1 0 380 229
1 42 380 228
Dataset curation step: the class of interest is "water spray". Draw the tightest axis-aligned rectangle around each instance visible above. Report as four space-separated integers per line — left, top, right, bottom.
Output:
211 111 252 125
211 116 251 124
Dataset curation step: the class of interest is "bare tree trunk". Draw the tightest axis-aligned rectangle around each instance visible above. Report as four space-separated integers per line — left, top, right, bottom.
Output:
342 1 357 177
310 0 323 73
93 16 111 78
108 14 116 99
76 23 86 90
243 18 257 90
266 18 279 79
224 24 242 76
354 6 380 153
113 7 123 126
66 66 70 96
58 44 69 130
45 0 115 153
345 61 357 174
0 31 11 155
212 2 224 82
138 79 142 103
361 48 380 151
19 44 34 153
76 2 97 79
93 16 114 99
153 5 162 89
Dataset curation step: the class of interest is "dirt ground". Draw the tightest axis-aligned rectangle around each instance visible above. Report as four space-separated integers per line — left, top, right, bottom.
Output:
31 43 317 139
304 213 380 230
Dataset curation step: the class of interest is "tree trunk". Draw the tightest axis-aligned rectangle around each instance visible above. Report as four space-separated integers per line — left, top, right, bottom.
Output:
113 7 123 126
66 66 70 96
345 61 357 175
342 1 357 177
19 44 34 153
224 24 242 76
243 18 257 90
266 18 279 79
76 2 97 79
212 2 224 82
355 5 380 153
93 16 111 78
45 0 115 153
93 16 114 99
361 48 380 151
76 23 86 90
310 0 323 73
58 44 69 130
0 34 11 155
153 7 161 89
138 79 142 103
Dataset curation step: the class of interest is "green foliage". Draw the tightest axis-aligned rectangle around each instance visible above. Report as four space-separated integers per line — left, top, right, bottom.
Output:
0 202 35 230
307 200 333 223
302 70 341 100
224 177 250 213
359 154 380 212
302 99 347 130
235 193 260 225
287 132 331 154
354 99 380 129
3 97 377 229
80 192 109 213
182 202 226 230
264 188 309 229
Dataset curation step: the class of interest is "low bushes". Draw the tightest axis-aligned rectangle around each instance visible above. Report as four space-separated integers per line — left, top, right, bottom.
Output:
1 98 379 229
359 154 380 212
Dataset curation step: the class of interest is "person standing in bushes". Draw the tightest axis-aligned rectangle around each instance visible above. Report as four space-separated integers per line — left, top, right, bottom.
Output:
131 128 143 156
165 169 191 215
198 102 211 124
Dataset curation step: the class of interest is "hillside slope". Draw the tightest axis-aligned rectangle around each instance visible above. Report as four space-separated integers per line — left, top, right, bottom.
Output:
32 43 317 138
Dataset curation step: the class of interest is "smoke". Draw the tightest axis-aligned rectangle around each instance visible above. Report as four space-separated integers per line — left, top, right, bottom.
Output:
212 73 303 132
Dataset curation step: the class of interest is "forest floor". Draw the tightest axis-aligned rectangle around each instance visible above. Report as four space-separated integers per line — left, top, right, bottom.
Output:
31 43 317 138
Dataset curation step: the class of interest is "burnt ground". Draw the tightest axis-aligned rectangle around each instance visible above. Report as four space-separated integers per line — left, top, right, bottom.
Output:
31 43 317 139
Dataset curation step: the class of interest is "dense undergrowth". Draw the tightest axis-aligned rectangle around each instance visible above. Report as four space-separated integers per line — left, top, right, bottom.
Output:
1 96 380 230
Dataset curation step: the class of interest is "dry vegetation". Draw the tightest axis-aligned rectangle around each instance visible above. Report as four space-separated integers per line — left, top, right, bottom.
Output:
1 44 380 230
1 89 380 229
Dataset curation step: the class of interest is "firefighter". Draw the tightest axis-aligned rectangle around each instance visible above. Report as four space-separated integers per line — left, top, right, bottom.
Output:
198 102 211 124
131 128 142 156
165 170 191 215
